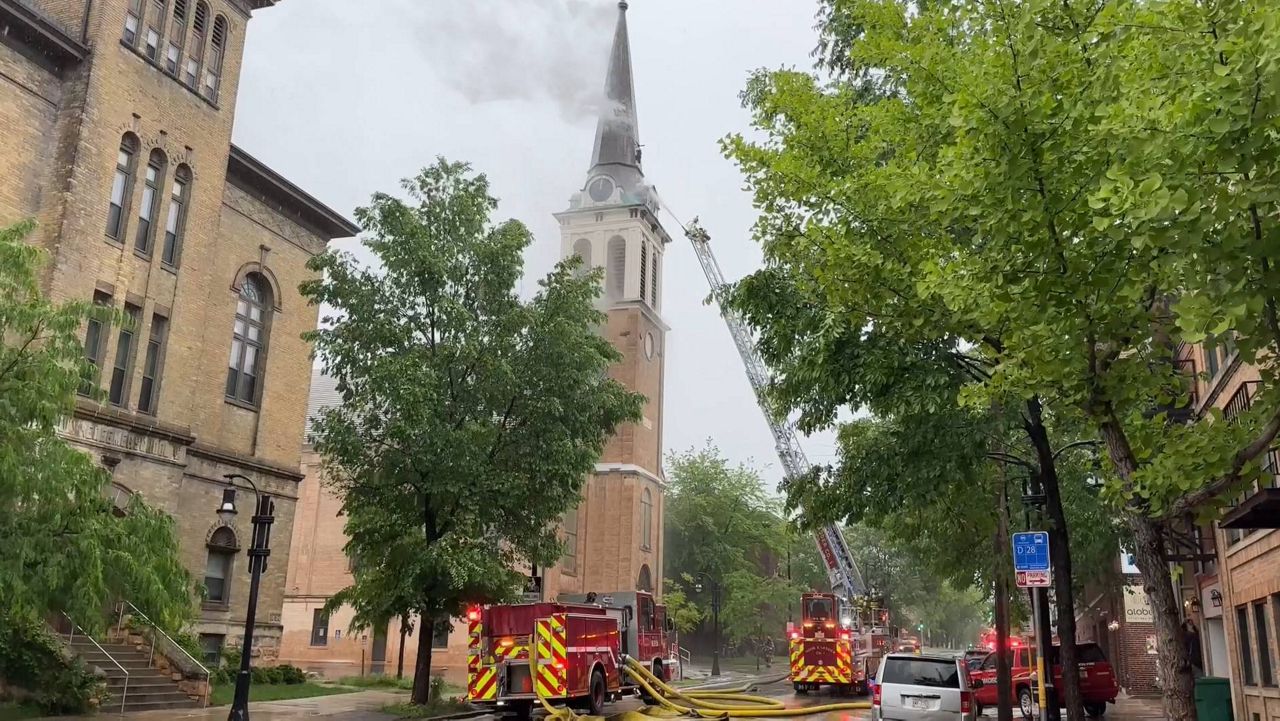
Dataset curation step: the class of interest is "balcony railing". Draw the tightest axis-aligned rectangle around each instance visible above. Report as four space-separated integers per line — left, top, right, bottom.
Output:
1223 380 1261 423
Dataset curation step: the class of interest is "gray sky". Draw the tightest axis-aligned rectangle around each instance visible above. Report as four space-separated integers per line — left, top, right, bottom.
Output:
232 0 839 485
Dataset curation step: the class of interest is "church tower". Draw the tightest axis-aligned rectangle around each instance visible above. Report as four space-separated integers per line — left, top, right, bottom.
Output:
548 0 669 600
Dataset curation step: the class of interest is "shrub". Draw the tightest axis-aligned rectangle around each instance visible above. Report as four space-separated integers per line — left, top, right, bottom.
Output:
276 665 306 685
0 614 107 714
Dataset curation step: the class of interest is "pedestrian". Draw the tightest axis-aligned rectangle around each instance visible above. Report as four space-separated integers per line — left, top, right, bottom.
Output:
1183 620 1204 678
764 636 775 668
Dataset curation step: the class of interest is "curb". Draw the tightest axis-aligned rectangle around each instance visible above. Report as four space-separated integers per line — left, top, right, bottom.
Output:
394 708 492 721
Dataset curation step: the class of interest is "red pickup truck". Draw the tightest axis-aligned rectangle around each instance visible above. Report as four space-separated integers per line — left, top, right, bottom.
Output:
969 642 1118 718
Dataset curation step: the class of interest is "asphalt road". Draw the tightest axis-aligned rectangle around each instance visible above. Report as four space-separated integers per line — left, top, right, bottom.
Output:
597 675 873 721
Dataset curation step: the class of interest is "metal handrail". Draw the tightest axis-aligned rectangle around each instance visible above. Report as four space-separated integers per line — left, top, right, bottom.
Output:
116 600 210 707
63 612 128 714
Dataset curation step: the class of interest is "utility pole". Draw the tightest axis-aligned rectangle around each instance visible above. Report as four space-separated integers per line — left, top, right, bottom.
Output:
1023 476 1058 721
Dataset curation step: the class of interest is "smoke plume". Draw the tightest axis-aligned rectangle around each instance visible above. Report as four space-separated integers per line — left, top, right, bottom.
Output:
395 0 618 123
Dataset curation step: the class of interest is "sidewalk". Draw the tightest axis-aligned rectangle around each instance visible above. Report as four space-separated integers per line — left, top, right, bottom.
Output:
1107 695 1168 720
33 690 405 721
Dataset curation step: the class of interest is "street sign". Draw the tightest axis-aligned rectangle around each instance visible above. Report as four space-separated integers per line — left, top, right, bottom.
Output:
1016 570 1052 588
1013 531 1051 572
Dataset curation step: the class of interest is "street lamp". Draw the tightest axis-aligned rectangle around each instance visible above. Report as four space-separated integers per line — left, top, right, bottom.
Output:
692 574 723 677
219 473 275 721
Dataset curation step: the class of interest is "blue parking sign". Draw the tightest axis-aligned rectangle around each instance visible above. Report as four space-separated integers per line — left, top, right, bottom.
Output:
1013 531 1051 572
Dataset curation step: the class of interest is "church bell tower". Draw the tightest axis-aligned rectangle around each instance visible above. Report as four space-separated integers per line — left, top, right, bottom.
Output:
548 0 669 600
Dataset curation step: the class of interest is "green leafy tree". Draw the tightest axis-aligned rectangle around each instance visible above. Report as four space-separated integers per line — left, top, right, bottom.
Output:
302 160 643 705
725 2 1280 718
0 220 192 634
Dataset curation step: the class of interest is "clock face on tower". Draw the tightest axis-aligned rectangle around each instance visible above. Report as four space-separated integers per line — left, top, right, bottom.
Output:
588 176 615 203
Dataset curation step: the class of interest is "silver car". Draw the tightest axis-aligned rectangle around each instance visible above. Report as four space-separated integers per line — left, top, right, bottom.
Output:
873 652 983 721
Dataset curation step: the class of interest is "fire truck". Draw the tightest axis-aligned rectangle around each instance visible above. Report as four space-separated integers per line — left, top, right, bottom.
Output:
788 592 863 695
466 591 673 717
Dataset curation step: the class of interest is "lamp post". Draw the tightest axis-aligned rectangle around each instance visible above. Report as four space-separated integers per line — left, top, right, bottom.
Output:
218 473 275 721
692 574 722 677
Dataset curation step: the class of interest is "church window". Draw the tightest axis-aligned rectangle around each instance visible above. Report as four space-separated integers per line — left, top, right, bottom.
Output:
607 236 626 300
162 165 191 266
204 15 228 102
637 564 653 593
186 2 208 88
205 526 237 604
650 250 659 305
135 149 166 255
573 238 592 279
107 135 140 240
639 243 648 302
562 507 579 574
226 274 271 406
640 488 653 550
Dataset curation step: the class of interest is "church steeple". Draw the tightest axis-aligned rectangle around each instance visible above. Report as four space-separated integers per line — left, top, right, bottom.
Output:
585 1 645 202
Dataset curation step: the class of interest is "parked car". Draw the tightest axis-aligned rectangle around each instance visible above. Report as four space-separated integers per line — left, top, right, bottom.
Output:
873 652 982 720
969 642 1118 719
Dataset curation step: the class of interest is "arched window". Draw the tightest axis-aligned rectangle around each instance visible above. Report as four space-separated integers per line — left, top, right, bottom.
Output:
165 0 188 74
637 564 653 593
162 164 191 265
562 507 579 574
205 527 237 603
650 250 659 306
106 134 140 240
204 15 227 102
226 274 271 405
135 149 166 254
607 236 626 300
185 2 208 87
639 242 648 302
572 238 592 278
640 488 653 550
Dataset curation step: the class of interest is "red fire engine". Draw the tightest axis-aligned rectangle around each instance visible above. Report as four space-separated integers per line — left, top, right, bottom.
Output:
788 592 862 695
466 591 673 718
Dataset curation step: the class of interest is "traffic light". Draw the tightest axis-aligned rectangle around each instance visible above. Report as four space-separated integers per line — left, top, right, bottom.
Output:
917 624 924 631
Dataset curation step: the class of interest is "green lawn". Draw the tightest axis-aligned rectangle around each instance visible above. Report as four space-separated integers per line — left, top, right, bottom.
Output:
209 681 358 706
380 699 470 718
0 702 44 721
337 675 413 690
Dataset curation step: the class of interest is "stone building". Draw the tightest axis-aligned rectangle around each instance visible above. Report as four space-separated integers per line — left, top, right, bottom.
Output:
1172 340 1280 718
0 0 357 662
279 0 667 682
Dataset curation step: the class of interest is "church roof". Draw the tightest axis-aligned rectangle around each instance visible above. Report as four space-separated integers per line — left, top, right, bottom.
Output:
586 1 644 198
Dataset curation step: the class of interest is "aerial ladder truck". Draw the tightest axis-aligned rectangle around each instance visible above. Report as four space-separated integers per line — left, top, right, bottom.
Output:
683 218 888 694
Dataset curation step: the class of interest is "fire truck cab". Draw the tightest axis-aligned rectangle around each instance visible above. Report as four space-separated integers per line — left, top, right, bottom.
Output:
789 592 861 695
467 591 672 718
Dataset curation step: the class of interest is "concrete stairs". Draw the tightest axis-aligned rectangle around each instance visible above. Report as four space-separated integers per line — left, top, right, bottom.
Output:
67 636 202 712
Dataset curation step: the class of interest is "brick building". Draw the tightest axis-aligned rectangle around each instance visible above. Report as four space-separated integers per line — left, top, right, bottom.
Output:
279 1 668 682
1173 340 1280 719
0 0 357 662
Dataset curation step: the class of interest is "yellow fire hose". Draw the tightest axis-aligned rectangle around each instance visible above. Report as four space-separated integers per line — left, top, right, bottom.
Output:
535 657 871 720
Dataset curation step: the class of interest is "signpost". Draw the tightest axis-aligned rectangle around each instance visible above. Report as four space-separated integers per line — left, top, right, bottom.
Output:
1014 532 1053 721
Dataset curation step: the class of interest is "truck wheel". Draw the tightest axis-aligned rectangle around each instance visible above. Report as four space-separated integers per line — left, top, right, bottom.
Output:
588 669 607 716
1084 703 1106 718
1018 687 1034 720
652 659 666 684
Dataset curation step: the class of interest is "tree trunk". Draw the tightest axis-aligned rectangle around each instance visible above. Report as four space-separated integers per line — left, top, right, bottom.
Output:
1097 417 1196 721
995 475 1015 721
397 617 408 679
1129 515 1196 721
412 617 436 705
1025 398 1083 721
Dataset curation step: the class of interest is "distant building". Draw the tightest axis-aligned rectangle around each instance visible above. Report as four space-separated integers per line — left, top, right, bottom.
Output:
1173 340 1279 716
279 0 668 681
0 0 357 662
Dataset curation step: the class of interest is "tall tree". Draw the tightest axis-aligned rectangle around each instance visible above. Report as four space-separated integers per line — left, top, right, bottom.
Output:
726 2 1280 718
0 220 192 632
302 160 644 705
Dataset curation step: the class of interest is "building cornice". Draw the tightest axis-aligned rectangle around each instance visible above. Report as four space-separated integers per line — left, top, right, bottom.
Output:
188 443 305 483
72 399 197 445
594 462 666 488
226 145 360 240
610 299 670 332
0 0 89 68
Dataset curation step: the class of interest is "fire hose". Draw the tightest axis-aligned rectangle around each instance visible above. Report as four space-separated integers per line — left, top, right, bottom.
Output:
535 657 872 719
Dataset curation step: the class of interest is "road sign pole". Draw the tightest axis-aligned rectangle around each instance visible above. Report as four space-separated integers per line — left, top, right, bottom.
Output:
1032 588 1049 721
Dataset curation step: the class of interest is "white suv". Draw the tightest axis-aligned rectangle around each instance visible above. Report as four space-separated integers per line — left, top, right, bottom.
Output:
873 652 982 721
